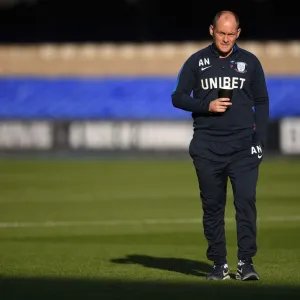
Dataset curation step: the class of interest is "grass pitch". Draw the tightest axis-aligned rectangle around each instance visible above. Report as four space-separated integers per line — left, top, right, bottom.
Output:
0 157 300 299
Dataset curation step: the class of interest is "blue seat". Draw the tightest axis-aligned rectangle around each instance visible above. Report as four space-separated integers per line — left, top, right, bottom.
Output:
0 76 299 120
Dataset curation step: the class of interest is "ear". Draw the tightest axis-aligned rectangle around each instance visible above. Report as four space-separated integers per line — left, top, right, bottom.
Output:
209 25 214 37
236 28 241 39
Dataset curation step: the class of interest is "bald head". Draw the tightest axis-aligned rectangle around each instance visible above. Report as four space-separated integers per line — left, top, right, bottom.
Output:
213 11 239 29
209 10 241 58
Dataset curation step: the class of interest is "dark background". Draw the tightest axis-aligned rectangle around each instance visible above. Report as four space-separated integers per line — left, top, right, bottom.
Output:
0 0 298 43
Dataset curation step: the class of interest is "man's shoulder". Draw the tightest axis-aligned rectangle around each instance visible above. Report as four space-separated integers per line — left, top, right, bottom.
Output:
192 45 212 57
184 45 212 64
238 46 261 63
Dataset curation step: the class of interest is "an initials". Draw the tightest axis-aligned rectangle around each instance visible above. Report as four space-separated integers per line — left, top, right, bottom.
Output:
199 58 210 66
251 145 262 154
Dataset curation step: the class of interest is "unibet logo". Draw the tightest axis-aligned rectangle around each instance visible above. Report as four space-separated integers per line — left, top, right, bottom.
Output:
201 76 245 89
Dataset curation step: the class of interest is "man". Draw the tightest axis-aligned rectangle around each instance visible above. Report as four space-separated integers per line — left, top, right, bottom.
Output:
171 10 269 281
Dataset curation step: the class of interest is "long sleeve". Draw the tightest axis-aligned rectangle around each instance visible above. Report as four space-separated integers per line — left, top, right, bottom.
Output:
171 55 210 114
251 58 269 147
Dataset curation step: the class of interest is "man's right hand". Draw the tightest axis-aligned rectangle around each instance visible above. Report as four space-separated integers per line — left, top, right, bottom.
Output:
209 98 232 113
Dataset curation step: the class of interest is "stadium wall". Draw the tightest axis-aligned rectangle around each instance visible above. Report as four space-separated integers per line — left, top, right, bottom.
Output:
0 42 299 156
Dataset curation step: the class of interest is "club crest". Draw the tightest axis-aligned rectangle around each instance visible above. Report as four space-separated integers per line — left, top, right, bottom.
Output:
230 61 247 73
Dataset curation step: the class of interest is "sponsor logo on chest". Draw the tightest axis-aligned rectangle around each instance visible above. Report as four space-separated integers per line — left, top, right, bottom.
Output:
199 58 247 89
201 77 245 89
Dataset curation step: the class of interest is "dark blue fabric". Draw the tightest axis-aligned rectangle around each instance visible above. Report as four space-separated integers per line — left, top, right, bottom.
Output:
0 76 298 120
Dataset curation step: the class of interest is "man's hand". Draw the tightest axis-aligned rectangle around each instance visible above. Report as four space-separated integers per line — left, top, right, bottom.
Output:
209 98 232 113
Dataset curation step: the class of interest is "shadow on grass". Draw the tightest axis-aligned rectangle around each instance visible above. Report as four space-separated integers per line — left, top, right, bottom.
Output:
111 254 213 277
111 254 240 279
1 275 300 300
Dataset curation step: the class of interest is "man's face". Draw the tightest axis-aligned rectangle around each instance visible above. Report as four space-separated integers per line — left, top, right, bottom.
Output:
209 17 240 57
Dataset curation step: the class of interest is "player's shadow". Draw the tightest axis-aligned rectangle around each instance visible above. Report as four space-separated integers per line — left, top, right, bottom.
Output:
111 254 233 278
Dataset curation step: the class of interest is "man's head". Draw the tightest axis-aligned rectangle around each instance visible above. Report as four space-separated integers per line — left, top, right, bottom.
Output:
209 11 241 58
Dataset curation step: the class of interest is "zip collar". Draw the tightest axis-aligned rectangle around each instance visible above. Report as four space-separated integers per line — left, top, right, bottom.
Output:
210 42 239 58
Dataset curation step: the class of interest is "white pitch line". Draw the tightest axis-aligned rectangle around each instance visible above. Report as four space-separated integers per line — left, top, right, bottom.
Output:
0 215 299 229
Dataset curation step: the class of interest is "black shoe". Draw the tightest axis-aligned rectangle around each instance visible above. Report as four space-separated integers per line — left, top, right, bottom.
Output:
206 263 230 280
236 258 259 281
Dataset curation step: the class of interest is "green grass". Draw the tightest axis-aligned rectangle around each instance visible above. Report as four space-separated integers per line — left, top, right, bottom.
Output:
0 158 300 299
